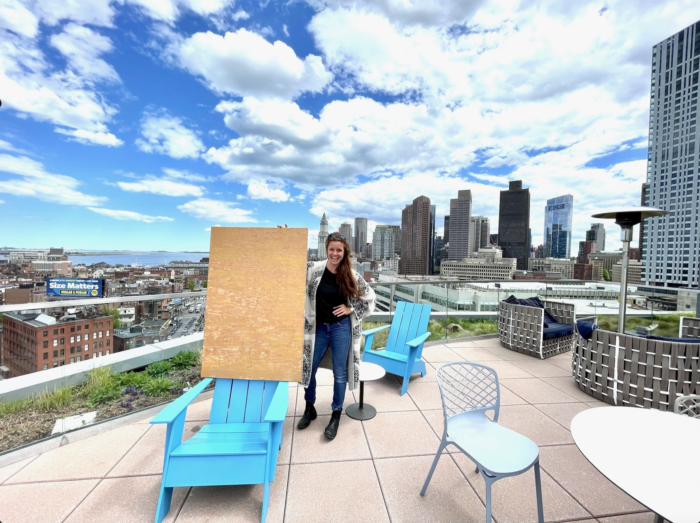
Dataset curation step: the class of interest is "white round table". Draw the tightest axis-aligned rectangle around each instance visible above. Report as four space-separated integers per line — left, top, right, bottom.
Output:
571 407 700 523
346 362 386 421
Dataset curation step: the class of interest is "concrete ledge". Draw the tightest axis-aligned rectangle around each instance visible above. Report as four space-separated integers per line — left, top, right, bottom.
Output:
0 333 204 402
0 388 214 468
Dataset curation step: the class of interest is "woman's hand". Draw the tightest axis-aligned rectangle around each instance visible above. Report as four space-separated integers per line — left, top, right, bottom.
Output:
333 304 353 317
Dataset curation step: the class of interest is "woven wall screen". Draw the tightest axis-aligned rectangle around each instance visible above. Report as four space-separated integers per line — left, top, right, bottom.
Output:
201 227 307 381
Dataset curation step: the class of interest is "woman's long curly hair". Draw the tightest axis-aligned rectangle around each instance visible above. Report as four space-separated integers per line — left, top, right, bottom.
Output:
326 232 359 300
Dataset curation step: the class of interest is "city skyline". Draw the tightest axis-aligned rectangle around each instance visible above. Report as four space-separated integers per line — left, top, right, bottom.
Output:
1 2 699 253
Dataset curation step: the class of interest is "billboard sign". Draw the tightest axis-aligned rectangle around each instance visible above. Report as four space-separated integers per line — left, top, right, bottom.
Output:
46 278 103 298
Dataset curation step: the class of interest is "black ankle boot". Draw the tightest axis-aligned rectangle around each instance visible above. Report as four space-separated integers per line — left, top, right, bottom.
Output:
297 401 317 429
324 410 341 440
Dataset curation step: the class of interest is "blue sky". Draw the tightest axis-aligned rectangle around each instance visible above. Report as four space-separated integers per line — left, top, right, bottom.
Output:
1 0 699 253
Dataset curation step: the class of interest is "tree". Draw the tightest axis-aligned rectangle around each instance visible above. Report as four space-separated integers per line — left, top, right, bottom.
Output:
188 281 195 291
105 307 121 329
603 269 611 281
202 280 208 288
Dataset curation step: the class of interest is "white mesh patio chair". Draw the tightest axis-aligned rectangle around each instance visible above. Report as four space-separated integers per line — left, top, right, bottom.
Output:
674 395 700 418
420 362 544 523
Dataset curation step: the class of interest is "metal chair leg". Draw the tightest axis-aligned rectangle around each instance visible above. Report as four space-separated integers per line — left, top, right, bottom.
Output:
484 477 493 523
420 442 445 496
534 461 544 523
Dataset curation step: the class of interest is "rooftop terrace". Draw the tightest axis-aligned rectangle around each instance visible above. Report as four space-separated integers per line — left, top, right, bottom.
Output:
0 336 656 523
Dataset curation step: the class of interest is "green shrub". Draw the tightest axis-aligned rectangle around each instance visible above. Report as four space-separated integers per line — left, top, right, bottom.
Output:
86 384 122 407
144 378 176 397
146 361 173 378
85 366 114 394
115 372 151 388
171 350 200 370
37 387 74 411
0 397 34 417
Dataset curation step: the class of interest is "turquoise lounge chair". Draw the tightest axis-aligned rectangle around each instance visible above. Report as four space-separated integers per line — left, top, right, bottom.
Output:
362 301 432 395
150 378 288 523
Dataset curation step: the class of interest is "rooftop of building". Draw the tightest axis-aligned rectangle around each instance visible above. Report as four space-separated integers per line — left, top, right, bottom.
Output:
0 336 659 523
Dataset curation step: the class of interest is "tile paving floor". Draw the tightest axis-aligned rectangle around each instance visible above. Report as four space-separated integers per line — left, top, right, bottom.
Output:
0 337 657 523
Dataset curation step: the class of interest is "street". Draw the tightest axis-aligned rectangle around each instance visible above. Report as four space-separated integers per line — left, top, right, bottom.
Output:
166 297 206 339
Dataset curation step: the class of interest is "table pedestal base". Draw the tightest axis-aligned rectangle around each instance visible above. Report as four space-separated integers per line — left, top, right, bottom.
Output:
346 403 376 420
346 380 377 420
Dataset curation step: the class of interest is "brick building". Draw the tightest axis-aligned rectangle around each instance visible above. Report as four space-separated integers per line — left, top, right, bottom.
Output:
1 312 114 378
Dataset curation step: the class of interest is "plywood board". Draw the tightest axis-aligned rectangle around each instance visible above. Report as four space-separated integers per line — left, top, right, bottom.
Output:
201 227 307 381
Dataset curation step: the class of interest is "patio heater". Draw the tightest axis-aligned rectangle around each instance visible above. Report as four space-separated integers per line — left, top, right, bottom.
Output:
591 207 668 334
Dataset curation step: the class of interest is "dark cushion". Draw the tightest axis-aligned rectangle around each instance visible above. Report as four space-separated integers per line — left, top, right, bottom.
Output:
503 295 519 305
543 310 558 325
543 322 574 340
518 296 544 309
576 320 599 340
643 335 700 344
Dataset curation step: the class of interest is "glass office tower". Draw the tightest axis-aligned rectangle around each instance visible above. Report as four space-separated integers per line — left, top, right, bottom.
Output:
543 195 574 258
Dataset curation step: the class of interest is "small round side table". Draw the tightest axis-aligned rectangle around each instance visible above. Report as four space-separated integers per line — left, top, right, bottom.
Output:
346 362 386 421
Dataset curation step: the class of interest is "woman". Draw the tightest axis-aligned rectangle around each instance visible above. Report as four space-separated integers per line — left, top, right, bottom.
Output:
298 231 376 440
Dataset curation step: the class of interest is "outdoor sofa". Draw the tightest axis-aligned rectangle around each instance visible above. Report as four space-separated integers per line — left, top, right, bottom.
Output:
498 296 576 359
572 320 700 412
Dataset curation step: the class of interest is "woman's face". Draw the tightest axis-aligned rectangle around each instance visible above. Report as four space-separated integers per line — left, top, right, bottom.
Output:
326 241 345 265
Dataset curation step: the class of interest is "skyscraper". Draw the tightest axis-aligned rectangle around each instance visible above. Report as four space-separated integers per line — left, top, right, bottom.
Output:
444 215 450 244
429 204 436 274
318 213 329 260
399 196 431 275
354 218 368 255
372 225 399 260
469 216 491 254
645 20 699 287
448 190 473 261
498 181 530 270
639 183 648 259
339 222 353 246
543 195 574 258
585 223 605 253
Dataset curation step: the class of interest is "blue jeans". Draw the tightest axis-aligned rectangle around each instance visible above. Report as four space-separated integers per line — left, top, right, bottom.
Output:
304 316 352 411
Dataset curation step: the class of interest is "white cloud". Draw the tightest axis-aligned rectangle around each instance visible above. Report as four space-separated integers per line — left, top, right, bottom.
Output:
33 0 116 27
282 24 289 37
127 0 229 23
232 10 249 21
136 110 205 159
116 175 206 197
87 207 174 223
178 198 256 223
50 23 120 83
0 25 122 146
247 180 290 202
171 28 332 99
204 224 222 231
0 139 30 154
0 153 106 206
0 0 39 37
161 168 216 183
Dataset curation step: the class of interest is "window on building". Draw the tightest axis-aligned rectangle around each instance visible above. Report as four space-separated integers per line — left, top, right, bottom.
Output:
106 339 110 346
43 364 48 370
70 336 74 343
70 347 75 354
76 356 80 362
43 352 48 360
93 332 97 340
99 341 103 348
98 351 103 357
53 362 58 367
106 350 110 355
71 326 75 332
84 344 88 351
70 358 74 364
43 341 48 348
53 329 58 335
77 325 81 331
60 328 64 334
53 340 57 347
99 331 102 338
53 350 58 357
43 330 48 337
77 335 81 342
60 349 64 356
85 324 90 330
84 354 89 360
106 330 110 336
60 338 65 345
93 342 97 349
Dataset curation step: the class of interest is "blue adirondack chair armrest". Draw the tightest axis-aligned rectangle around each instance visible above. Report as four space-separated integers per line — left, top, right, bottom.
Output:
362 325 391 336
150 378 214 425
263 382 289 422
406 332 431 349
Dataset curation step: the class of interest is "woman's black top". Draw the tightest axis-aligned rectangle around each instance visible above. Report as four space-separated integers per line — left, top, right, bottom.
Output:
316 267 347 324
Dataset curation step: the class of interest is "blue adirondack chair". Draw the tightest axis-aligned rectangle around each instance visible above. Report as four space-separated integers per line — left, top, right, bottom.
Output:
150 377 288 523
362 302 432 395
